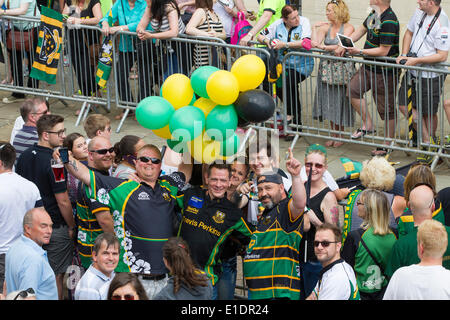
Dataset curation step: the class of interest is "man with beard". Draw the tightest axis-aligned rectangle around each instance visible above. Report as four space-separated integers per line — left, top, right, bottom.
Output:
306 223 359 300
76 136 115 270
243 148 307 300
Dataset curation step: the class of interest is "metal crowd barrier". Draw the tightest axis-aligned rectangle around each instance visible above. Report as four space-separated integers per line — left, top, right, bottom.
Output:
109 30 273 133
279 50 450 170
0 15 449 170
0 15 110 123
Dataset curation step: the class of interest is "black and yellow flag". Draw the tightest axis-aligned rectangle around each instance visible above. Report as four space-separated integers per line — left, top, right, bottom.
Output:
30 7 63 85
96 11 113 88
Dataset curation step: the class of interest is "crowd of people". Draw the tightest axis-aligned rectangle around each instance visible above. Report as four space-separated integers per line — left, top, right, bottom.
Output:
1 0 449 156
1 95 450 301
0 0 450 302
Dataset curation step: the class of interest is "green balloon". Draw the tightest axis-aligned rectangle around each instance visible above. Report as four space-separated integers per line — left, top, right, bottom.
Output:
190 66 220 99
167 139 189 154
169 106 205 142
220 132 240 157
136 96 175 130
205 104 238 141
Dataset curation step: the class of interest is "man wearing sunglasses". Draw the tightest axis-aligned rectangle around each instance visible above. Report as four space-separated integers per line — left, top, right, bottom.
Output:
63 143 184 299
307 223 359 300
76 136 115 270
15 114 75 300
12 98 49 165
243 148 307 300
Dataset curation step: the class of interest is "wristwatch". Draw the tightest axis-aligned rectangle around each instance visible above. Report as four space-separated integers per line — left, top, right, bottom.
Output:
285 42 289 49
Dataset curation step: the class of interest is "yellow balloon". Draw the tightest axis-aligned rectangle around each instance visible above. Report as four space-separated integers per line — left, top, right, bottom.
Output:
206 70 239 106
152 124 172 139
188 133 221 164
161 73 194 109
231 54 266 92
193 98 217 118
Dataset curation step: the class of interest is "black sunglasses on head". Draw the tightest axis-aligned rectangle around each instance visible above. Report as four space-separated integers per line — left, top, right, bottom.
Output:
138 156 161 164
90 147 115 155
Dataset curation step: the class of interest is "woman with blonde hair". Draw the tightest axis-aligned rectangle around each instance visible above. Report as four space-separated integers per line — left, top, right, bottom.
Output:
345 157 405 239
342 189 397 300
312 0 355 148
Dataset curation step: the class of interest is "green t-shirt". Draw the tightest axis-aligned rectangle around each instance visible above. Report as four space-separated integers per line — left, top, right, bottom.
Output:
386 225 450 278
256 0 285 35
398 201 444 237
342 227 397 296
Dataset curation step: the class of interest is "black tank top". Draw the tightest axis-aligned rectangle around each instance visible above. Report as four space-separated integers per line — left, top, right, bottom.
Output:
301 184 332 262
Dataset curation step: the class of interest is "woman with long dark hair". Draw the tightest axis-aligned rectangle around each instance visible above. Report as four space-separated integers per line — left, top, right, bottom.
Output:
136 0 190 98
112 135 145 179
154 237 212 300
63 0 102 115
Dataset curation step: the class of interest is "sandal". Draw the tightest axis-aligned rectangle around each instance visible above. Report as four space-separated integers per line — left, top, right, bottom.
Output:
325 140 334 147
371 147 391 157
351 128 376 139
333 141 344 148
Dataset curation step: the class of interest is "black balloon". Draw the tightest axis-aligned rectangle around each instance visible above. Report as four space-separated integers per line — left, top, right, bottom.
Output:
234 89 276 123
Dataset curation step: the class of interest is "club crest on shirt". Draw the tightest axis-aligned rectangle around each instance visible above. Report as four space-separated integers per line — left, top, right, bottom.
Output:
162 192 170 201
212 210 226 224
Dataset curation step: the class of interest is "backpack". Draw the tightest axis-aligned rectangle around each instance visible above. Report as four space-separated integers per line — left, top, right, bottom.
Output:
230 11 252 45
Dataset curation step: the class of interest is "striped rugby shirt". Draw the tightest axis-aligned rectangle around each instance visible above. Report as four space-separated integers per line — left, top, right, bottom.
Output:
243 198 305 300
12 125 38 165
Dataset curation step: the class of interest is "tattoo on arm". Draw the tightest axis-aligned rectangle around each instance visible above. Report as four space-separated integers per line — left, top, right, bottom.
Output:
70 160 78 172
330 206 339 225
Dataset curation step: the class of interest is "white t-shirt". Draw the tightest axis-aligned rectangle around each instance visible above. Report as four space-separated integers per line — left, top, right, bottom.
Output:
407 8 450 78
313 260 359 300
213 0 235 38
383 264 450 300
0 172 42 254
9 116 24 144
300 166 339 191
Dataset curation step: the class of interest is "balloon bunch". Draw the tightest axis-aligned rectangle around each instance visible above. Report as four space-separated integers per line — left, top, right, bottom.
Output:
135 54 276 164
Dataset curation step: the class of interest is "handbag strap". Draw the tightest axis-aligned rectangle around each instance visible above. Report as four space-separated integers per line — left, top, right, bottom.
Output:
359 235 390 280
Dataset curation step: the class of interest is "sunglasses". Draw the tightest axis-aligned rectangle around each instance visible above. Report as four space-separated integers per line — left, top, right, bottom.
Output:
356 201 364 206
90 147 115 155
14 287 35 300
305 162 325 169
111 294 135 300
314 240 339 248
137 156 161 164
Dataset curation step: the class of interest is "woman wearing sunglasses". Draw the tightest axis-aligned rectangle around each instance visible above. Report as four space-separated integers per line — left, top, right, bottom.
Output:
112 135 146 179
341 189 397 300
299 144 339 299
107 273 149 300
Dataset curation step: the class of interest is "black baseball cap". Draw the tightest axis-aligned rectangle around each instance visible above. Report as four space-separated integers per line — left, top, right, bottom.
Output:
257 172 283 185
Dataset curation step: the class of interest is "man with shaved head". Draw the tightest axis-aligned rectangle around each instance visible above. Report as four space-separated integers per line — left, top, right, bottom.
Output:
76 136 115 270
386 185 450 277
5 208 58 300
